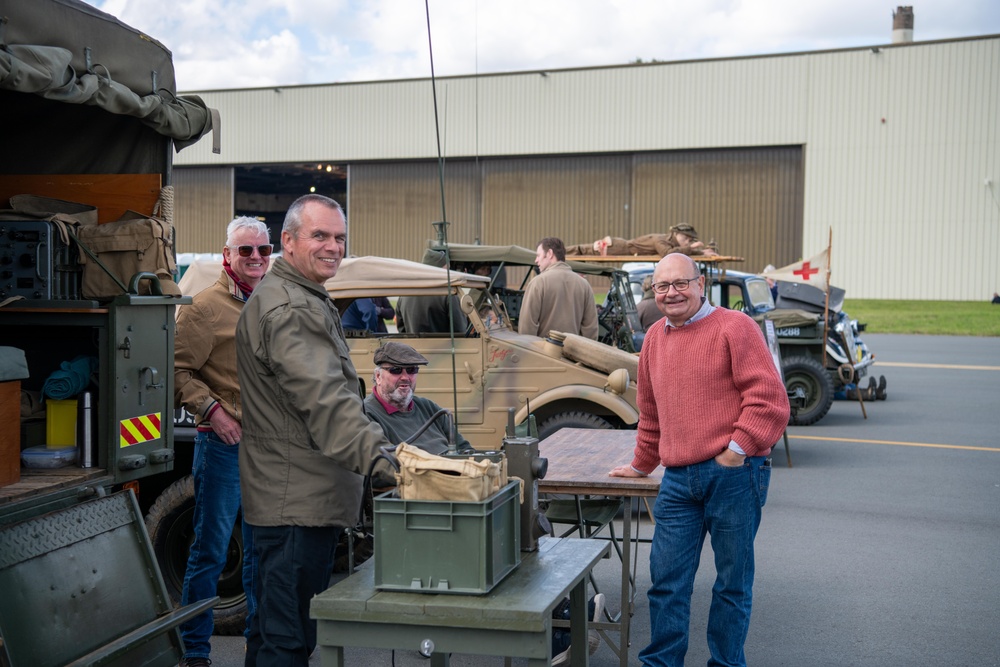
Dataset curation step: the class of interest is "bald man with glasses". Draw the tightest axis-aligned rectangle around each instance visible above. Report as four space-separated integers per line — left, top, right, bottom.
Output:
363 342 472 455
611 253 789 667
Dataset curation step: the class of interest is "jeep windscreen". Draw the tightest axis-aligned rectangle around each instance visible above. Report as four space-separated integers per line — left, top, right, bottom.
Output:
744 278 776 313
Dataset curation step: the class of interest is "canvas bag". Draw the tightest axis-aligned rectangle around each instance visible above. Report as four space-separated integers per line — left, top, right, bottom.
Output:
394 442 508 502
3 194 180 300
73 210 181 299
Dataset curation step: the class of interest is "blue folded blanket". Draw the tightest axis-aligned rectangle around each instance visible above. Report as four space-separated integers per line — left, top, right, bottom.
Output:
42 355 98 399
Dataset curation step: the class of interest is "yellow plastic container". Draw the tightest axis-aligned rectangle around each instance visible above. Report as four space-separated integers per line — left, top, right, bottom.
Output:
46 399 78 448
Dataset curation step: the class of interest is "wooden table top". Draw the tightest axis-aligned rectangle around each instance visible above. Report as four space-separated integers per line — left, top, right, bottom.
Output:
538 428 661 498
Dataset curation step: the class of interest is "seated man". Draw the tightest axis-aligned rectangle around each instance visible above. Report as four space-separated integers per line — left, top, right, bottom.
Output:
566 223 718 257
363 342 472 455
396 249 469 334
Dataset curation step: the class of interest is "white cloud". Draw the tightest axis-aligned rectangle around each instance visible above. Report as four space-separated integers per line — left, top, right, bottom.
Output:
84 0 1000 90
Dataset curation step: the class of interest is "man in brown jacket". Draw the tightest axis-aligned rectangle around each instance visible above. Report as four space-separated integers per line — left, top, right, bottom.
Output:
174 216 271 667
518 237 599 340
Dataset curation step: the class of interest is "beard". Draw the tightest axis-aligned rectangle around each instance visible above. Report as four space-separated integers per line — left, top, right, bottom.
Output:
385 384 414 410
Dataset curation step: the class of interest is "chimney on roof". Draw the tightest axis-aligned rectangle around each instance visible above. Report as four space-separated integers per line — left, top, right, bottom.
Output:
892 6 914 44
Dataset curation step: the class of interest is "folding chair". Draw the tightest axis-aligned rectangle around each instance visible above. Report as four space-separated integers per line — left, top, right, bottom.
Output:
543 496 628 618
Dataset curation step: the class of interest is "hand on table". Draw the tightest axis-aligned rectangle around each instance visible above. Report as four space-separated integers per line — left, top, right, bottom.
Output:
609 464 645 478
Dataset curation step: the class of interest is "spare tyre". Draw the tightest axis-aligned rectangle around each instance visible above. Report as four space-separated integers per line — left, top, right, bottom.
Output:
783 356 834 426
144 475 249 636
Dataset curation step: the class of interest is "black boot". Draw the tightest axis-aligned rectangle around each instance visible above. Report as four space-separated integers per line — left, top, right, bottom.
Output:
876 375 888 400
863 377 877 401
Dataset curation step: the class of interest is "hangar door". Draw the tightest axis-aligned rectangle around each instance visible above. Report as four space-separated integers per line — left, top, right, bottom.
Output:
346 146 803 272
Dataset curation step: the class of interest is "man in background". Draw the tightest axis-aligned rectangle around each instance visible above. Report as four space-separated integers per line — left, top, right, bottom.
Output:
519 237 598 340
174 216 271 667
396 248 469 334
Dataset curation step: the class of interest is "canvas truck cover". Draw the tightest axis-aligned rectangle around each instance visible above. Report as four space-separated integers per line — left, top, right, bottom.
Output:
0 0 217 174
443 243 619 277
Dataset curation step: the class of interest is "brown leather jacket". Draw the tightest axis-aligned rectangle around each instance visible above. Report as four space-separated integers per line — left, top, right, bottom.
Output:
174 271 244 424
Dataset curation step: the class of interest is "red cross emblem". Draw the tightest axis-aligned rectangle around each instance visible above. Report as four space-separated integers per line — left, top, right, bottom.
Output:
793 262 820 281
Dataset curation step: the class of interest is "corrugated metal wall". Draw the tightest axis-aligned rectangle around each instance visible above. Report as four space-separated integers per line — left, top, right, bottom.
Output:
348 161 481 262
803 40 1000 300
632 147 803 272
479 156 632 246
172 167 234 252
346 148 802 277
174 36 1000 299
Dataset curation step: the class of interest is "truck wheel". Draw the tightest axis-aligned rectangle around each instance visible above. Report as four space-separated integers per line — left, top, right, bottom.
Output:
145 475 248 636
538 411 614 441
783 356 835 426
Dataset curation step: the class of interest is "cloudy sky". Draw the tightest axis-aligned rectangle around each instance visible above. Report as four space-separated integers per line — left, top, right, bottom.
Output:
88 0 999 92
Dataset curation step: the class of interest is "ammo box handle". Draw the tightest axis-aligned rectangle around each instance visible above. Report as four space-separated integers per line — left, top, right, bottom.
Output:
128 271 164 295
405 510 455 531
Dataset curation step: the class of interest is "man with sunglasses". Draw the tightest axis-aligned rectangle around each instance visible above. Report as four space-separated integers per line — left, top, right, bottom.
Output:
363 342 472 455
236 194 395 667
174 216 271 667
610 253 789 667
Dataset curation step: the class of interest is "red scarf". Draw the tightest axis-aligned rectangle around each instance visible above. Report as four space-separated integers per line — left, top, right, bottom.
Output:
222 255 255 300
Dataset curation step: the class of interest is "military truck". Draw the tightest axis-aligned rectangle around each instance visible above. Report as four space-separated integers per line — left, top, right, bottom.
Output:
0 1 218 663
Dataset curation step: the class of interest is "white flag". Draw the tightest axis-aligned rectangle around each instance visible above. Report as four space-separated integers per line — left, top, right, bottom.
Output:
759 247 829 290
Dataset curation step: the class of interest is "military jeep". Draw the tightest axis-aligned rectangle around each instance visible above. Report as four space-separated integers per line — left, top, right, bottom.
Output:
627 264 880 426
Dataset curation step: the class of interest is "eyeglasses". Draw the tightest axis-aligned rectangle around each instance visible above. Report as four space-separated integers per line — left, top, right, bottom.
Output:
231 244 273 258
382 366 420 376
652 276 701 294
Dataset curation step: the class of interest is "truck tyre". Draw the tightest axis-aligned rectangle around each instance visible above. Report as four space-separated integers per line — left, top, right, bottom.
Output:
538 411 614 441
145 475 248 636
783 356 835 426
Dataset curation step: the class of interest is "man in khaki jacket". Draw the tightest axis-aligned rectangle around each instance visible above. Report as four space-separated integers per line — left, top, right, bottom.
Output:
236 194 392 667
518 237 599 340
174 216 270 667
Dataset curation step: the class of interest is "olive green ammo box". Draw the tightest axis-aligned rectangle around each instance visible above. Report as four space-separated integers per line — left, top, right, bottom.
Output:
373 480 521 595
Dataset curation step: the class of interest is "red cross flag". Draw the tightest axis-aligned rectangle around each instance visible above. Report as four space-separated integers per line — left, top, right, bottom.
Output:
759 247 830 291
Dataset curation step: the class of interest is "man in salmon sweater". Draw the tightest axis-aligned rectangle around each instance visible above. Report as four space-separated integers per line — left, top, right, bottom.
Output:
610 253 789 667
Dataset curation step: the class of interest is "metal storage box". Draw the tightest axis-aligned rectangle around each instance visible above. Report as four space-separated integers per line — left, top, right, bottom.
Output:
373 480 521 595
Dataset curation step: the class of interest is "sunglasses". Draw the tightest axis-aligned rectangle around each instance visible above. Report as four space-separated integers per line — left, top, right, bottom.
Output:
232 244 273 257
382 366 420 375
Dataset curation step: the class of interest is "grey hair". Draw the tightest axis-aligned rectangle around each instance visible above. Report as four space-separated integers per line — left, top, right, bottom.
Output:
226 216 270 245
282 194 344 237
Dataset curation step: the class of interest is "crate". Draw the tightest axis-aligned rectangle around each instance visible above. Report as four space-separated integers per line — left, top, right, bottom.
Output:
1 381 19 487
373 480 521 595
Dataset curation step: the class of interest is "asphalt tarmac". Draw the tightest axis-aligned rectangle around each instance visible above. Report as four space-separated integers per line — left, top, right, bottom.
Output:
204 333 1000 667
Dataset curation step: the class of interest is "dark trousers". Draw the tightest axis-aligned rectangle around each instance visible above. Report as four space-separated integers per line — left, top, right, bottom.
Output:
244 524 340 667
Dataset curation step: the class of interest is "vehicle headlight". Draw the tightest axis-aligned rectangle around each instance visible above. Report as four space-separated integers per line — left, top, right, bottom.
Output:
605 368 630 395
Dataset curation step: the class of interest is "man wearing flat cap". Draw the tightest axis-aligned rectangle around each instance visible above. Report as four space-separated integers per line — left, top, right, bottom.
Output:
364 342 473 455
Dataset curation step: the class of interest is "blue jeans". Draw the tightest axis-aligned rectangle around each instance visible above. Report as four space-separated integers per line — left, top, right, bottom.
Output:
244 524 341 667
640 456 771 667
180 430 257 659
